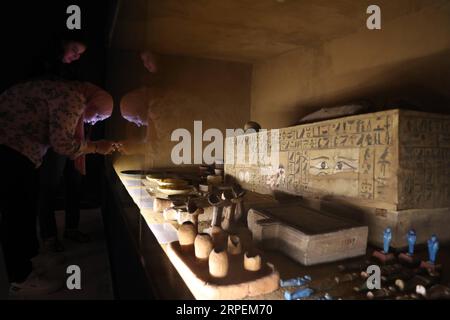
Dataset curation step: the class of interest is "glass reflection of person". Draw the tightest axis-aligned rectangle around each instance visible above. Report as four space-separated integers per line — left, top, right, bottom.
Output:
117 86 160 156
117 51 160 156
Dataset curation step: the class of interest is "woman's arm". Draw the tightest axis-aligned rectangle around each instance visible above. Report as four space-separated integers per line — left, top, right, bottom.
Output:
48 93 115 157
117 114 158 155
48 97 85 157
79 140 116 155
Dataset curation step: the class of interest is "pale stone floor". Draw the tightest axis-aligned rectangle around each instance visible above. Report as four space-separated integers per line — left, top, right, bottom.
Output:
9 209 113 300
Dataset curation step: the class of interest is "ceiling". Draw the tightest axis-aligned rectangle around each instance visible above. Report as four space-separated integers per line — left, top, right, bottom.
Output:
112 0 445 63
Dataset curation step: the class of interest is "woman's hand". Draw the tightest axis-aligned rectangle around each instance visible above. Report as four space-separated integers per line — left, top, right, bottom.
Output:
115 140 146 155
93 140 116 155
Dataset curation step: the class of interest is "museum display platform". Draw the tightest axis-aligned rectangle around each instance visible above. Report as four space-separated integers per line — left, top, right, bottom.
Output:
103 160 450 300
225 109 450 248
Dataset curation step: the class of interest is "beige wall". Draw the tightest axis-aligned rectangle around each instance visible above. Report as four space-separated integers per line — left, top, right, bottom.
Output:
106 52 252 170
251 2 450 129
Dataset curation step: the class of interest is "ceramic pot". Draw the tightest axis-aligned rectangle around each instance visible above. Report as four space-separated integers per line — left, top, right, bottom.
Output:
227 235 242 255
198 184 211 196
178 221 197 246
177 207 203 227
194 233 214 260
244 121 261 132
221 200 237 231
207 175 222 186
244 252 261 271
211 226 227 248
209 248 229 278
163 207 178 221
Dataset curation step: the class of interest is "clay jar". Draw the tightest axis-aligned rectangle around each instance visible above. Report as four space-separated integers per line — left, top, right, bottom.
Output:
244 252 262 272
214 159 224 169
199 165 210 175
198 184 211 196
178 207 203 227
209 247 229 278
227 235 242 255
178 221 197 246
163 207 178 221
177 200 204 227
194 233 213 260
244 121 261 132
207 175 222 186
211 226 228 248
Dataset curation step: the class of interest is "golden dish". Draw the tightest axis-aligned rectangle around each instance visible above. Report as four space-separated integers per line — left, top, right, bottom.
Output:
145 173 166 183
156 178 189 187
158 185 193 196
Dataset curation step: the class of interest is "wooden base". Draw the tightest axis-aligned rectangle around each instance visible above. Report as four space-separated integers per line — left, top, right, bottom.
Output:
314 199 450 249
398 253 420 267
166 242 280 300
420 261 442 273
372 251 395 264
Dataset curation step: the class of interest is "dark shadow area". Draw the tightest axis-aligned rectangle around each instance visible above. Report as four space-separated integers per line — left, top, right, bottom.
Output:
289 49 450 127
0 0 113 204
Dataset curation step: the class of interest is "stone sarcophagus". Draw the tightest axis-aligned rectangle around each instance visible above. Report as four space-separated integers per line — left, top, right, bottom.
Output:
225 109 450 247
247 205 368 266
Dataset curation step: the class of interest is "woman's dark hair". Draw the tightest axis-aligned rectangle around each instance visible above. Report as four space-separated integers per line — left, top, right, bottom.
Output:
44 30 88 65
28 30 88 81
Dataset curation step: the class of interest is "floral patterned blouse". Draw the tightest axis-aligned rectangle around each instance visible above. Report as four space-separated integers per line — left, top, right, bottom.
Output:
0 80 86 167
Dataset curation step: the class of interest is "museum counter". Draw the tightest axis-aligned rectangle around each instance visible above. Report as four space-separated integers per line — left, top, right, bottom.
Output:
103 161 291 299
102 159 450 300
103 160 193 299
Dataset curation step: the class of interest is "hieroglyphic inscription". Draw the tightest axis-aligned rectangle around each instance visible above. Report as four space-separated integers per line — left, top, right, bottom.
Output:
401 116 450 148
399 148 450 208
225 111 397 205
281 114 394 200
226 110 450 210
398 115 450 208
374 146 394 202
282 150 308 193
359 148 375 199
280 114 393 151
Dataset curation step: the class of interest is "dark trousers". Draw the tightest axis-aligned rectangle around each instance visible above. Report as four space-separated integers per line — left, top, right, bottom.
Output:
0 145 39 283
38 149 82 240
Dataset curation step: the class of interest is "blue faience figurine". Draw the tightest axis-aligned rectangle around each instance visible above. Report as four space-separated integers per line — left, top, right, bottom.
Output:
383 227 392 254
427 234 439 264
407 229 417 256
280 275 312 288
284 287 314 300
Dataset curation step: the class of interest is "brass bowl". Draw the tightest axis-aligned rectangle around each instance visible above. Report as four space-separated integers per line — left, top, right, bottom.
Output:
158 185 193 195
156 178 189 187
145 173 166 182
